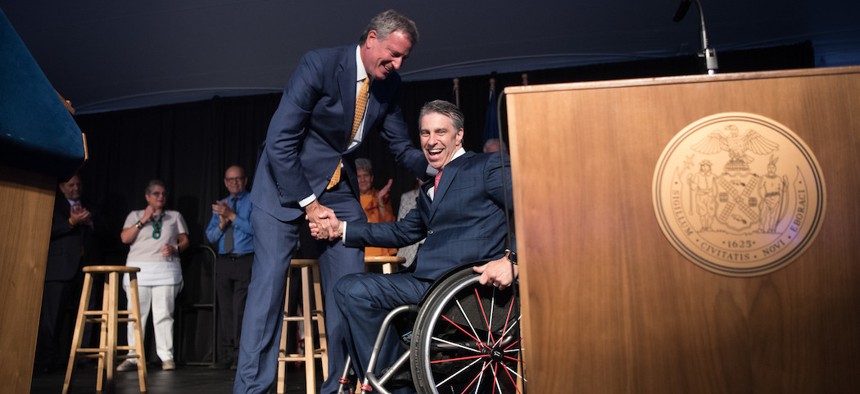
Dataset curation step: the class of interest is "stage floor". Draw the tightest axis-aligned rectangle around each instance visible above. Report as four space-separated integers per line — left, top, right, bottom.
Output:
31 362 318 393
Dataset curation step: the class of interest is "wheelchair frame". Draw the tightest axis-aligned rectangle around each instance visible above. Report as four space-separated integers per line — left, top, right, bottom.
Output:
338 265 524 394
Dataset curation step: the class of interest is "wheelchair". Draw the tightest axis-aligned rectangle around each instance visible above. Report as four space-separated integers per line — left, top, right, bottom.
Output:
337 265 524 394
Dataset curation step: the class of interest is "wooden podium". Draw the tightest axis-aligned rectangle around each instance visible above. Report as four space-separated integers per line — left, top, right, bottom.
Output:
505 66 860 392
1 10 85 392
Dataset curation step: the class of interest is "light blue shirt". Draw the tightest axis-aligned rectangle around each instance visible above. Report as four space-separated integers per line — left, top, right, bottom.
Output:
206 191 254 254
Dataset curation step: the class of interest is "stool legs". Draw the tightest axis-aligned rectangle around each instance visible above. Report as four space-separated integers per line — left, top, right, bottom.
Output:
104 272 118 390
62 271 94 394
300 266 315 391
127 273 148 391
276 266 295 394
277 261 329 394
62 269 147 393
311 263 328 379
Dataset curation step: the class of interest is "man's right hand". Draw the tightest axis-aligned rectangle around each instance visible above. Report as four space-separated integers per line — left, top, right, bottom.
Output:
305 200 339 240
309 219 344 240
69 208 92 226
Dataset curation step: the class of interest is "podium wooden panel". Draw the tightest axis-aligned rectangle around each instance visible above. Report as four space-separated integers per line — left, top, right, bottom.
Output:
0 166 56 393
505 66 860 393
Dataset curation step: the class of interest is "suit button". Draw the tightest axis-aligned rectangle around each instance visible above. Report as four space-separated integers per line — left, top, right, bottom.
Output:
427 230 434 235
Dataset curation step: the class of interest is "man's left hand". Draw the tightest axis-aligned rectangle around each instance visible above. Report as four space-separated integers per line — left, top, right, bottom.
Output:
473 256 518 290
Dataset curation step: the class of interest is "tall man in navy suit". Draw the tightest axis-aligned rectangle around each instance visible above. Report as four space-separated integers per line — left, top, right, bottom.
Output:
236 10 429 394
312 100 518 387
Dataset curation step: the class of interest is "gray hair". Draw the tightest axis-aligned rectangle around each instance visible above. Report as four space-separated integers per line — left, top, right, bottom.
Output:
355 158 373 172
359 9 419 45
419 100 464 131
145 179 166 195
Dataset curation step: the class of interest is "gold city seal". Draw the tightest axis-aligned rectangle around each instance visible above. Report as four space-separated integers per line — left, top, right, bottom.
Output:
653 112 826 277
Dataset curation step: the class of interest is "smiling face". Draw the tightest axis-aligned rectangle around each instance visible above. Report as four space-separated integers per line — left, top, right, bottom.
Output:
223 166 247 196
59 175 82 201
357 168 373 194
420 112 463 171
360 29 412 80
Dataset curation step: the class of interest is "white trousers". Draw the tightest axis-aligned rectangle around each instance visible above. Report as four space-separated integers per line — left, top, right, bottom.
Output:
123 282 182 362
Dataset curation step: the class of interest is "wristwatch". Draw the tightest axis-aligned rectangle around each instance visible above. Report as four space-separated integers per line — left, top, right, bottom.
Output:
505 249 517 265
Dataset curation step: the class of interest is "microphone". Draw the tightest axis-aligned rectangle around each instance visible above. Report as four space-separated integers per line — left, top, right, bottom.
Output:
672 0 718 75
672 0 692 22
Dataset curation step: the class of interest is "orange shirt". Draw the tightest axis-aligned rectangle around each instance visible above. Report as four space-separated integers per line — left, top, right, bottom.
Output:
360 188 396 256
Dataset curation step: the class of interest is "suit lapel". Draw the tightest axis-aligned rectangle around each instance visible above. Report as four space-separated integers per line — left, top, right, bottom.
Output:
57 197 71 221
428 152 474 219
338 47 357 148
418 182 433 218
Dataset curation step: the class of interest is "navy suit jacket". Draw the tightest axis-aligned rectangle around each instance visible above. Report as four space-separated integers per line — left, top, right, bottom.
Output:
346 152 515 280
251 45 427 221
46 196 101 281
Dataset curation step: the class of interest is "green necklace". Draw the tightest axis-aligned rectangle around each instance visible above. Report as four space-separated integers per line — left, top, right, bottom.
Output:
151 213 164 240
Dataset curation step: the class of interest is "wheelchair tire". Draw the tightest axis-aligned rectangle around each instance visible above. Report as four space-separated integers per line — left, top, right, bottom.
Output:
410 267 522 393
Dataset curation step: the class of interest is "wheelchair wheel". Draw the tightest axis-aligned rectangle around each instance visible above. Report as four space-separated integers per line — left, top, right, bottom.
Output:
410 267 522 394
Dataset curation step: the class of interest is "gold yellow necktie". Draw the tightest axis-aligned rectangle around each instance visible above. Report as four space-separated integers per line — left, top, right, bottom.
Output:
327 77 370 190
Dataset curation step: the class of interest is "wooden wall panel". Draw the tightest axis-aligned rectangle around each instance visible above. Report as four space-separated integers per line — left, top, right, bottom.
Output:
0 166 55 393
505 67 860 393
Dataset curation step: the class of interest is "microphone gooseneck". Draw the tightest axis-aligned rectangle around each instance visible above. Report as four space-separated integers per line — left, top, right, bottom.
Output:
673 0 718 75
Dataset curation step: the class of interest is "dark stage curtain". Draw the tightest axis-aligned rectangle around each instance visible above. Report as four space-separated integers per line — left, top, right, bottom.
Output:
71 42 814 361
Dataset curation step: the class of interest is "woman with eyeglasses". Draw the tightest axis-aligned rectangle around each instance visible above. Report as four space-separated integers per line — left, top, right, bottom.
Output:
117 179 189 372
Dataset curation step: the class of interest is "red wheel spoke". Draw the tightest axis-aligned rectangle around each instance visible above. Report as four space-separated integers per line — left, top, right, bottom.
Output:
503 337 521 352
440 314 490 350
473 288 496 344
494 293 517 346
429 353 488 364
500 359 523 394
456 360 492 394
502 354 521 363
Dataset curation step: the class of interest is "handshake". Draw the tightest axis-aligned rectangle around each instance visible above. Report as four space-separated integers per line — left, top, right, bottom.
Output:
305 200 344 241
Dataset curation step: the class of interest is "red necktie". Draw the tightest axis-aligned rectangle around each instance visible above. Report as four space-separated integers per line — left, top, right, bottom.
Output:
434 171 443 192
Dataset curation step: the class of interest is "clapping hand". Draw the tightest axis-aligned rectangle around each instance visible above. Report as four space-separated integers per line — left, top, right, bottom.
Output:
212 201 234 229
378 178 393 205
70 205 93 226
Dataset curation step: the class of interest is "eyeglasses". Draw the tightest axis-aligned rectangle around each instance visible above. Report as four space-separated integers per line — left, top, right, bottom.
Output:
225 177 245 183
148 191 167 197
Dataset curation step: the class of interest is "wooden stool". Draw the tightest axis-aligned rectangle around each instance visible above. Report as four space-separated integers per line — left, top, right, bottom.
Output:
63 266 147 394
277 259 328 394
364 255 404 274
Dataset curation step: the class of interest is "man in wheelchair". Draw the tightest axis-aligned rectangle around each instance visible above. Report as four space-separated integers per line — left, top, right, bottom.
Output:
310 100 519 393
